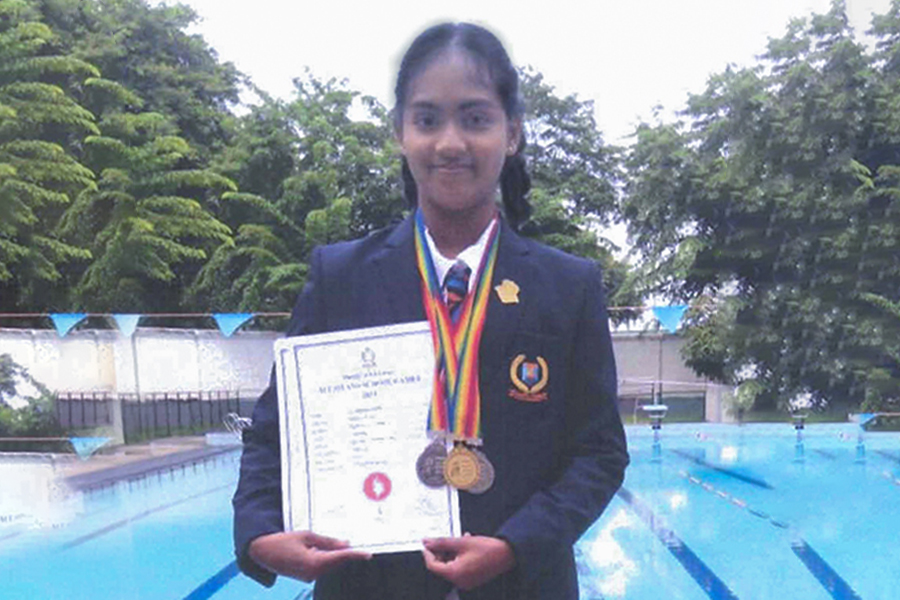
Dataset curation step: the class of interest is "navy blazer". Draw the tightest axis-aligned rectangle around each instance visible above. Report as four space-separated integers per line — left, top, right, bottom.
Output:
233 215 629 600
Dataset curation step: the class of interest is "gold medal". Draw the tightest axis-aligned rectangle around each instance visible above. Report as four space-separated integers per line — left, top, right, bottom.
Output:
443 445 481 490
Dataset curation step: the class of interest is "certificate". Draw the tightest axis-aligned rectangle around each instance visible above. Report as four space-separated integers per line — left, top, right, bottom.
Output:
275 321 460 554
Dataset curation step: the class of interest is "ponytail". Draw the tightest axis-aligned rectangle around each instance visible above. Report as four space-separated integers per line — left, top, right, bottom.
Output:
499 147 531 230
401 156 418 209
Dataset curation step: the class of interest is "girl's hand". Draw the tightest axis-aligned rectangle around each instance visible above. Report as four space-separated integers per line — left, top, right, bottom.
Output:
249 531 372 582
421 534 516 590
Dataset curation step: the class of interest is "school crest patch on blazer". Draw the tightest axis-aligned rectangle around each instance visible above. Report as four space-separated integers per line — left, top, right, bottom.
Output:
508 354 549 402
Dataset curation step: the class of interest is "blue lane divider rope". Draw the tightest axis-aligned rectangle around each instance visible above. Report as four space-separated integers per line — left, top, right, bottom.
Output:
678 471 787 529
882 470 900 486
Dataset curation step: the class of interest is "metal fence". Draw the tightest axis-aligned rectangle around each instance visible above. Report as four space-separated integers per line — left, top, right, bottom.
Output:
55 391 258 444
55 391 114 431
55 385 706 443
617 379 707 423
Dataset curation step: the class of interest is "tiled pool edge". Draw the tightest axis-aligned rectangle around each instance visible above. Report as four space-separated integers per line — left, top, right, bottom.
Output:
64 444 241 492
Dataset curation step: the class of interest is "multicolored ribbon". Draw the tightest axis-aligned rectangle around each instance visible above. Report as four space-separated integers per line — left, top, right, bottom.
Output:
414 211 500 443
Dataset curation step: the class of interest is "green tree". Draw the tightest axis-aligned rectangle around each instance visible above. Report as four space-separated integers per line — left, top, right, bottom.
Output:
212 70 641 314
187 190 307 312
0 0 95 311
520 68 619 225
0 0 252 312
58 103 234 311
38 0 242 158
623 0 900 410
275 75 402 238
518 68 642 317
0 353 61 439
198 76 402 311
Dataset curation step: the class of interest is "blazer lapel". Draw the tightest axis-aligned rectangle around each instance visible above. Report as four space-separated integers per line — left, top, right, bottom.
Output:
367 214 426 325
481 219 531 357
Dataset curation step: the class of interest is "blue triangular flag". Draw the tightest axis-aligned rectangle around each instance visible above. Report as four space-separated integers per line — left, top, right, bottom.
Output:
857 413 878 427
212 313 254 337
112 314 142 337
50 313 87 337
652 305 688 333
69 436 110 460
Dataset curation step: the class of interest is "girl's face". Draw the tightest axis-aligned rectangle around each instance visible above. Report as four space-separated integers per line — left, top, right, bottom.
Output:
398 49 520 222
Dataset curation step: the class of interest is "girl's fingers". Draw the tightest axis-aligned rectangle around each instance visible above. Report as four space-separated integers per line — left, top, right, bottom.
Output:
300 531 349 550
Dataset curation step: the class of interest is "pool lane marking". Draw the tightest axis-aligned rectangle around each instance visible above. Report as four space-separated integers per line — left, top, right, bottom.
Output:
670 449 773 489
59 483 234 550
791 541 863 600
181 561 240 600
617 487 740 600
679 471 863 599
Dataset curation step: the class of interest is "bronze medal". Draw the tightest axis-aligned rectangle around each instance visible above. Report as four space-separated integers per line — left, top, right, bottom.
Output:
467 448 495 494
443 445 481 490
416 440 448 488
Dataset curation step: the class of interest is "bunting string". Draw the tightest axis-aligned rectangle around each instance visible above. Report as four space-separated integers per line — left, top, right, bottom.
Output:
0 305 687 336
0 313 290 337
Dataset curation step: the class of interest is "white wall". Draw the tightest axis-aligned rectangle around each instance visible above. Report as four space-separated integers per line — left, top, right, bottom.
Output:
0 328 277 397
1 327 726 420
1 329 116 393
613 332 708 396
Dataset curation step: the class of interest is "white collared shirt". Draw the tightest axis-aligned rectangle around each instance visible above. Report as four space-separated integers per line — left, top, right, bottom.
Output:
423 217 497 291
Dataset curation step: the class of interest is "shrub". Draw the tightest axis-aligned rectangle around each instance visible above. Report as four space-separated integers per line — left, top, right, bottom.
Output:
0 354 63 439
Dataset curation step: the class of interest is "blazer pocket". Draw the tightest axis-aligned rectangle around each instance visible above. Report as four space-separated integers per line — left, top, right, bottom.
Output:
490 330 567 494
499 330 564 425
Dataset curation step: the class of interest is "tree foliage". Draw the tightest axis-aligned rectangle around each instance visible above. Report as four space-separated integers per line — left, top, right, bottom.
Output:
39 0 242 157
623 0 900 410
519 69 641 317
0 353 61 438
0 0 95 310
1 0 244 312
60 104 233 311
199 76 402 311
0 0 637 323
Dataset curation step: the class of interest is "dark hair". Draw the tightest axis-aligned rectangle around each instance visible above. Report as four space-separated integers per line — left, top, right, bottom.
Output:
394 23 532 229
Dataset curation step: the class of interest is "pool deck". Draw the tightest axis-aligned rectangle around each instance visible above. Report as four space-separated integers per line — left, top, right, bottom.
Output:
59 435 242 491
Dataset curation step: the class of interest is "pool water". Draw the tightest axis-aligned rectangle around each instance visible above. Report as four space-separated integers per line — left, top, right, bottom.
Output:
0 423 896 599
582 423 898 600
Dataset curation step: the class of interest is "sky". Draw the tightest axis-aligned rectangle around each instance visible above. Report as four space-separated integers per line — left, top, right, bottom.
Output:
171 0 892 257
175 0 893 143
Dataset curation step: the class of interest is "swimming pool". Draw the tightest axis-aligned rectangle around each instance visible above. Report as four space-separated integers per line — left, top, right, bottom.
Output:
1 423 896 599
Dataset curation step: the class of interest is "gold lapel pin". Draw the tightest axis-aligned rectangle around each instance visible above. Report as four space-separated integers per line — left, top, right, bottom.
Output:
494 279 520 304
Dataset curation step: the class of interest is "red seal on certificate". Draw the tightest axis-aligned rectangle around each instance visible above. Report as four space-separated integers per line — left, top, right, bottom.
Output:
363 472 392 501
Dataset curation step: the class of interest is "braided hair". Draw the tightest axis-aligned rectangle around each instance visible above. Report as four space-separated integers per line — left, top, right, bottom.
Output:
394 23 532 230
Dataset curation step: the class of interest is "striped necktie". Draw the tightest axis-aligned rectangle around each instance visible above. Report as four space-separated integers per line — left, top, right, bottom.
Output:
443 260 471 324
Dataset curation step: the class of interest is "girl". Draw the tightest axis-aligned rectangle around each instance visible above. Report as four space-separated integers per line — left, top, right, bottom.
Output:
233 22 628 600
